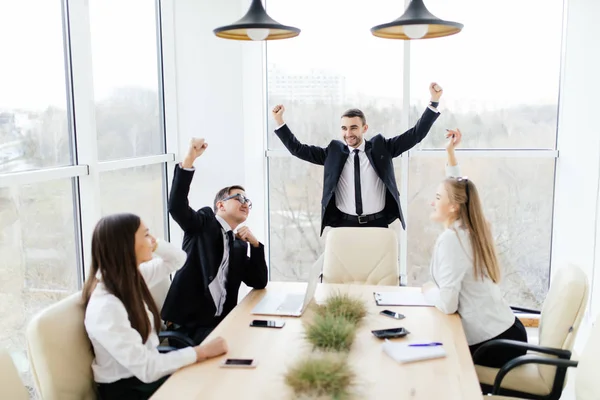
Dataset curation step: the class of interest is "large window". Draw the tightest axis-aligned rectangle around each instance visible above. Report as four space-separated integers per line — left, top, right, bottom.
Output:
99 164 167 239
0 0 171 395
90 0 164 161
0 0 71 173
266 0 406 281
266 0 563 309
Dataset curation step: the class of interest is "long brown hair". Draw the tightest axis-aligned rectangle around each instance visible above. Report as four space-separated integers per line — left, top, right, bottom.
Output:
82 213 161 342
444 178 501 283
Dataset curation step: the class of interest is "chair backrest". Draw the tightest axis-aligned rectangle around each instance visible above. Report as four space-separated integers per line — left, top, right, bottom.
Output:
576 319 600 400
0 350 29 400
322 227 399 285
538 264 589 387
27 292 96 400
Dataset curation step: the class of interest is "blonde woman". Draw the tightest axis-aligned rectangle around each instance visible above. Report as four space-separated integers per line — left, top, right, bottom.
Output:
422 129 527 368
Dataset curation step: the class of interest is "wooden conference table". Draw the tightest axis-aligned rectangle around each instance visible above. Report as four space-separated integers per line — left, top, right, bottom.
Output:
152 282 482 399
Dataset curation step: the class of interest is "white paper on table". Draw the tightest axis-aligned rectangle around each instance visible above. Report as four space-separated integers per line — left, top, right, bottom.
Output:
382 339 447 363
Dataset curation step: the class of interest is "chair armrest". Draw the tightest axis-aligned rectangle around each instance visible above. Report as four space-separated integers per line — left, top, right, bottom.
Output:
157 345 178 354
492 355 578 394
158 330 195 348
510 306 541 314
473 339 571 363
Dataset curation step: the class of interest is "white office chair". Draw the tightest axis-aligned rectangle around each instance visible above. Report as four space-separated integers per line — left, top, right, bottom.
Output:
322 227 399 285
0 349 29 400
474 264 589 399
488 317 600 400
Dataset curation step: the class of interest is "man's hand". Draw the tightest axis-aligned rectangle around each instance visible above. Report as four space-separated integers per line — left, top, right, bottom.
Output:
181 138 208 169
236 226 259 248
272 104 285 126
445 128 462 152
429 82 443 102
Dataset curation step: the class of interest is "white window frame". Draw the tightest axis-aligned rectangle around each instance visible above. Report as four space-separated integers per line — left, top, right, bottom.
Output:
0 0 175 288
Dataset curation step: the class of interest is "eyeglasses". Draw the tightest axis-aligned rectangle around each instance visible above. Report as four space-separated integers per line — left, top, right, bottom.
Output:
456 176 470 204
221 193 252 209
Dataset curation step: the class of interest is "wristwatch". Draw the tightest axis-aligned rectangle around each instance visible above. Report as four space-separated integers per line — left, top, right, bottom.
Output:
429 101 439 108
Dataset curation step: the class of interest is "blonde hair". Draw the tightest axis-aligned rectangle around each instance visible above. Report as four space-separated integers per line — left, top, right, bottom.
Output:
443 178 501 283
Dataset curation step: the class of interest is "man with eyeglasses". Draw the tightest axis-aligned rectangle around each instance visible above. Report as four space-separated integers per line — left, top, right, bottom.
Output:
161 138 268 345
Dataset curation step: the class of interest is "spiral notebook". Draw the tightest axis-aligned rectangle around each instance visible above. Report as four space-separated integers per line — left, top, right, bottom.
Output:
382 340 447 363
373 291 434 307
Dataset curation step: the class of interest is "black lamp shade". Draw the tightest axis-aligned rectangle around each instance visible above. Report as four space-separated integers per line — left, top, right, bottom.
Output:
213 0 300 41
371 0 463 40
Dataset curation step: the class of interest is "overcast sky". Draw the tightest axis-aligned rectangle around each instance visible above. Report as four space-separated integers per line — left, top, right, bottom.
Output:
0 0 563 111
0 0 157 110
267 0 564 109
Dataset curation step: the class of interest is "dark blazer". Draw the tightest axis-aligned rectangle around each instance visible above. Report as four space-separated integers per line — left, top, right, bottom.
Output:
161 166 268 328
274 108 440 234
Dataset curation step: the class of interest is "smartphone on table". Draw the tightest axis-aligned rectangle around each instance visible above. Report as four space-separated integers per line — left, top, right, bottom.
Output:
249 319 285 328
220 358 258 368
380 309 405 320
371 327 410 339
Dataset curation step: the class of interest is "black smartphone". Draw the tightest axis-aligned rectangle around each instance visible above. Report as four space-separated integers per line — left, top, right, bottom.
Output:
249 319 285 328
380 309 405 320
220 358 257 368
371 327 410 339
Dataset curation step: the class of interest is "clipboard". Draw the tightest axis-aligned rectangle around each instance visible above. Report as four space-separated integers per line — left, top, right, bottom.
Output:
373 291 434 307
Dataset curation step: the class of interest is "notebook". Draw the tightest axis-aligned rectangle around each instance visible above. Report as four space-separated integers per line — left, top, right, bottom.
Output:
373 291 434 307
382 340 447 363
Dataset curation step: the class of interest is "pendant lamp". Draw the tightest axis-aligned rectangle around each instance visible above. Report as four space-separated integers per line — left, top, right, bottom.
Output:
371 0 463 40
213 0 300 41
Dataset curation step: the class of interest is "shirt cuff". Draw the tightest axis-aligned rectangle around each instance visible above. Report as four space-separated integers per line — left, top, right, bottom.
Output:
275 122 286 130
445 163 462 178
427 105 439 113
424 286 441 305
178 346 198 367
178 163 195 171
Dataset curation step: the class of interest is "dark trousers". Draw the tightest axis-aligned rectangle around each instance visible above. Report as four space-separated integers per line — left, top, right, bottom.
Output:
97 375 169 400
469 317 528 368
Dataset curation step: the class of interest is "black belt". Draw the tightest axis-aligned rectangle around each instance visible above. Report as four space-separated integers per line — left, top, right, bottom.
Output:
340 211 386 224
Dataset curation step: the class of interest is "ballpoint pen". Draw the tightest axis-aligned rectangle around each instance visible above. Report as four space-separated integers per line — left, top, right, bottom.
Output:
408 342 443 347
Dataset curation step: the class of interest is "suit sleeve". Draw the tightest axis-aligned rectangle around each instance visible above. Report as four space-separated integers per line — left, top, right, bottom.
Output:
241 243 268 289
274 124 327 165
384 108 440 157
168 165 210 234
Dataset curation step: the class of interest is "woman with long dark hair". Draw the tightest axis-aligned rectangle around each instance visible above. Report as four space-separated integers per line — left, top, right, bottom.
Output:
422 129 527 368
83 213 228 399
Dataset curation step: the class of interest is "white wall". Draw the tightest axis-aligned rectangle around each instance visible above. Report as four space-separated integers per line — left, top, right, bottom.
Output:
551 0 600 325
163 0 266 248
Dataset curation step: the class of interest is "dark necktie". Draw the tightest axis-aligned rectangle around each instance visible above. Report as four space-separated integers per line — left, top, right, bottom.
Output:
354 149 363 216
226 230 234 253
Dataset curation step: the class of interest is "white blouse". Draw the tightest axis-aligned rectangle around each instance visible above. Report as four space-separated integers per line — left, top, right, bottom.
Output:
85 240 197 383
424 164 515 346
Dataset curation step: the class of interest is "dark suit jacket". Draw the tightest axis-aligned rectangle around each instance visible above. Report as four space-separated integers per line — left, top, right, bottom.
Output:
161 166 268 328
274 108 440 234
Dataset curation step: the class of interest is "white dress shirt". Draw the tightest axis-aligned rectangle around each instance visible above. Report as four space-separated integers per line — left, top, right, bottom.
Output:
208 215 233 316
424 164 515 345
335 140 386 216
85 240 197 384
